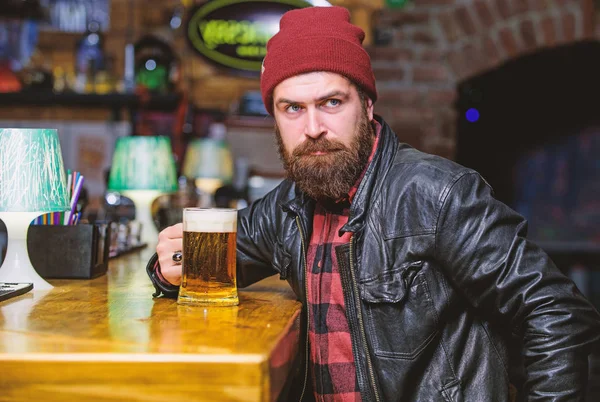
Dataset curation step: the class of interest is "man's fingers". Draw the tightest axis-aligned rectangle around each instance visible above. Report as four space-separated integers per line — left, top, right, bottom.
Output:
156 238 183 256
158 223 183 242
157 244 183 286
155 223 184 286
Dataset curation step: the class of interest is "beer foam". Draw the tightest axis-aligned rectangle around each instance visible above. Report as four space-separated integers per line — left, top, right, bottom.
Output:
184 209 237 233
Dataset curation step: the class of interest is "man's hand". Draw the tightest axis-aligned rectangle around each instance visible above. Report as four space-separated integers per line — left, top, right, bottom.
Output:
156 223 183 285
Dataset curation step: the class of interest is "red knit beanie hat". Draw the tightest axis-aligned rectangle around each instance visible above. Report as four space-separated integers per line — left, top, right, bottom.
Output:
260 6 377 115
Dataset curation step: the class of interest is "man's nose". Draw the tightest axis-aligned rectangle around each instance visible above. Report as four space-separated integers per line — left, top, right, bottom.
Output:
304 109 325 139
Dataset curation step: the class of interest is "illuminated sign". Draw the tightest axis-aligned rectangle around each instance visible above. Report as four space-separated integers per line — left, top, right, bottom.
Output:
186 0 313 73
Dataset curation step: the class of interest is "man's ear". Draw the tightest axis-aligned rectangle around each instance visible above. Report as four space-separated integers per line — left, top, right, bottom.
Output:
366 97 374 121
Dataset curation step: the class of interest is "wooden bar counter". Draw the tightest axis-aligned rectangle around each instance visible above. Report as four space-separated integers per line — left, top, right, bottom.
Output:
0 247 302 402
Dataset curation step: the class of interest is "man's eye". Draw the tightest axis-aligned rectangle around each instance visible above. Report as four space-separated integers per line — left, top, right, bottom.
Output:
286 104 302 113
325 99 341 107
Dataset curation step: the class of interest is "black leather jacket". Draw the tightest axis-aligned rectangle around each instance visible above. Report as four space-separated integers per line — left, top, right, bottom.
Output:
149 116 600 401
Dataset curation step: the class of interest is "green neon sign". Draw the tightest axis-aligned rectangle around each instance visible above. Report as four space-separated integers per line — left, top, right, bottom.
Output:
187 0 312 72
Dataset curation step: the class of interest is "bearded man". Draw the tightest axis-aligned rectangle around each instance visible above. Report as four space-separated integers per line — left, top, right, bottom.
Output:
147 6 600 402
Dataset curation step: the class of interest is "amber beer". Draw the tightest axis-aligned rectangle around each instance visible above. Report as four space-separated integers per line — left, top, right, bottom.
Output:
177 208 238 306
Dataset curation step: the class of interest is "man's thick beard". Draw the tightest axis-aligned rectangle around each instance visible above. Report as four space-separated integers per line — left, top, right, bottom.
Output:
275 110 375 202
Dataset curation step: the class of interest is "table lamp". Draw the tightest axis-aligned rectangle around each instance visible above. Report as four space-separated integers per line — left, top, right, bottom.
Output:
0 128 70 290
107 136 177 245
182 138 233 205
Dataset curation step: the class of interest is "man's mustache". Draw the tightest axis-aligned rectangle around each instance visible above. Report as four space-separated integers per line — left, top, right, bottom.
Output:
292 139 347 157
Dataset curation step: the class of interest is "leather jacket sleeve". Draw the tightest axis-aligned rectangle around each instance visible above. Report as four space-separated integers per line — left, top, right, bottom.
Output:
236 188 281 288
435 171 600 401
146 252 179 298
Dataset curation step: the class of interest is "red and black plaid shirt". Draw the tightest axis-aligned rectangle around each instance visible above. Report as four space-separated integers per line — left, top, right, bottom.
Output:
307 121 380 402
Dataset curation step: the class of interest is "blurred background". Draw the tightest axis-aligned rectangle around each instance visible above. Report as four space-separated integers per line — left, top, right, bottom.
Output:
0 0 599 394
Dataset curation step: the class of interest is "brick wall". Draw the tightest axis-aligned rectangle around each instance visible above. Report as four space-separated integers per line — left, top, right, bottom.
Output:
369 0 593 159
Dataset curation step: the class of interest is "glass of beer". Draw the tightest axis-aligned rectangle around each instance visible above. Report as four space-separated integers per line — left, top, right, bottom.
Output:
177 208 238 306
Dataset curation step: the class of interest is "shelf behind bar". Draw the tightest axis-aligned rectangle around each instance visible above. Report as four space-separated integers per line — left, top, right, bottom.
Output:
0 91 181 111
535 240 600 256
535 240 600 268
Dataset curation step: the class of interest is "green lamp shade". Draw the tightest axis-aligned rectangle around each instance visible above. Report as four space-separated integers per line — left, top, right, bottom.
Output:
108 135 177 192
386 0 411 8
182 138 234 183
0 128 70 212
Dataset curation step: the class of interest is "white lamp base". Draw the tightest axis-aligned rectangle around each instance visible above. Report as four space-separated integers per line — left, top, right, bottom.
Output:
122 190 163 245
0 211 53 291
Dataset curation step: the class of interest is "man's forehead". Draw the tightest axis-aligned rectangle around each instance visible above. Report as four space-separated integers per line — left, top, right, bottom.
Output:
273 72 354 100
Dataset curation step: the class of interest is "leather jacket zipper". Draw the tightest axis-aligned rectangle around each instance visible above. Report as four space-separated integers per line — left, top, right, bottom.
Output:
349 236 381 402
295 216 310 402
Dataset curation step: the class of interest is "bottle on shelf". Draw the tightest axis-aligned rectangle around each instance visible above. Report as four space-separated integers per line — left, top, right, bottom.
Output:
74 20 105 93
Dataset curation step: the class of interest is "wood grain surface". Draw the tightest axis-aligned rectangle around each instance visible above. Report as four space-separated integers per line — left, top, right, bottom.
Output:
0 247 301 402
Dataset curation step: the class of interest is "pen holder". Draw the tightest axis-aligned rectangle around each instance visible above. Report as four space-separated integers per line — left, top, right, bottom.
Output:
27 223 111 279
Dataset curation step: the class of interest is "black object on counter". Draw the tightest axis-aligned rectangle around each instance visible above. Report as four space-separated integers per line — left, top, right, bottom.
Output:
27 223 111 279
